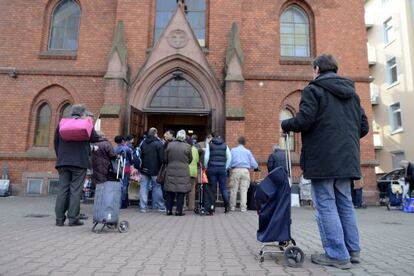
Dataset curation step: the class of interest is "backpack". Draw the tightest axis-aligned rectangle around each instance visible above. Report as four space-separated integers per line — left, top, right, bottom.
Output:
132 140 145 170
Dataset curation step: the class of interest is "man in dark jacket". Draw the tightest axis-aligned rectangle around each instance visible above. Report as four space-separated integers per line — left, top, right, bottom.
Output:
281 54 369 269
204 132 232 214
267 144 287 173
54 104 100 227
139 127 166 213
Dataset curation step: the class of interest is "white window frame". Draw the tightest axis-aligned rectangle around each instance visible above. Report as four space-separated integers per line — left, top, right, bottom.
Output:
383 17 395 45
386 57 398 85
389 102 403 133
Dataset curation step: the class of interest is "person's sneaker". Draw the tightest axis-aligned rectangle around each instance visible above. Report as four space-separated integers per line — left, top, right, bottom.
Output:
240 208 247 212
79 213 88 220
311 253 352 270
56 220 65 227
350 251 360 264
68 220 84 227
139 209 147 213
158 208 166 213
230 207 236 212
166 210 173 216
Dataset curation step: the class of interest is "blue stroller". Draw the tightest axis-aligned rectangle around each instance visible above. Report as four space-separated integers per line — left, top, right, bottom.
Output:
256 135 304 267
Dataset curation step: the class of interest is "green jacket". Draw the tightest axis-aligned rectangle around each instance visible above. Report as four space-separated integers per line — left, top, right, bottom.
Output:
189 146 199 178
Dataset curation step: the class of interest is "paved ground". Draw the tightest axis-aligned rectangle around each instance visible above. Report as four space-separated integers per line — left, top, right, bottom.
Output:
0 196 413 276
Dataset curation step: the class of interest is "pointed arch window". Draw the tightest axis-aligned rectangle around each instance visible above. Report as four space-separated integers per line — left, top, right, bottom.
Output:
279 108 295 151
60 103 72 119
154 0 206 47
280 5 310 57
49 0 81 50
34 104 52 147
150 78 204 109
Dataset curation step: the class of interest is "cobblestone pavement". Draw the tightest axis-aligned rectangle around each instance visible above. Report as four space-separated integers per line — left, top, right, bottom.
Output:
0 196 413 276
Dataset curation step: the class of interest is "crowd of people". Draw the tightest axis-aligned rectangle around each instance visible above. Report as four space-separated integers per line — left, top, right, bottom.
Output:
54 54 407 270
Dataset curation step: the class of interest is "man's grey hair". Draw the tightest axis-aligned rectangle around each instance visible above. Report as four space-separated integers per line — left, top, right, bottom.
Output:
273 144 282 151
70 104 86 117
148 127 157 136
176 129 186 141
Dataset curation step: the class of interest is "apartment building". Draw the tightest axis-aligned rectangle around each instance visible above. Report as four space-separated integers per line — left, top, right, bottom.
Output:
365 0 414 173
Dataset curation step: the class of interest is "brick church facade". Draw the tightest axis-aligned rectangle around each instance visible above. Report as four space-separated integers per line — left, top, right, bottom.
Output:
0 0 378 203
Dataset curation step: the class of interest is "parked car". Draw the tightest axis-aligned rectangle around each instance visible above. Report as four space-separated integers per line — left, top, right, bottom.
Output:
377 168 405 205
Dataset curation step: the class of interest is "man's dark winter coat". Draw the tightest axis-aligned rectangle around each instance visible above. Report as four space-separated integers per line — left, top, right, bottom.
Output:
140 135 164 176
281 72 369 180
54 122 100 169
91 138 117 186
267 149 287 173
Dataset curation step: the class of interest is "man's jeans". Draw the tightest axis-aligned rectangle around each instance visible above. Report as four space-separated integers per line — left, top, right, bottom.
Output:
120 173 130 207
206 167 229 207
311 178 361 261
139 174 165 211
55 166 86 223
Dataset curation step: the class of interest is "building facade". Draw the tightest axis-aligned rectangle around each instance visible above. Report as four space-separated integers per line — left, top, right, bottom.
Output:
365 0 414 173
0 0 377 203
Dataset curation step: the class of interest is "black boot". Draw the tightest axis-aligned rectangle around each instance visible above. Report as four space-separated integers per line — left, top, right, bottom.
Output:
224 203 230 214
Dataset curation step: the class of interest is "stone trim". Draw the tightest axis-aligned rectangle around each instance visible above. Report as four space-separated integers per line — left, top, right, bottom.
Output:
0 69 105 77
38 50 77 60
100 105 121 118
244 74 372 83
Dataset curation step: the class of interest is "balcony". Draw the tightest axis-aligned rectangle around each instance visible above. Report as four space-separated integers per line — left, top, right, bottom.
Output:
367 44 377 65
373 133 383 149
370 83 380 105
365 13 374 29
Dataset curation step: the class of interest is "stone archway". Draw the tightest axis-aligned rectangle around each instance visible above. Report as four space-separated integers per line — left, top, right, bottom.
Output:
128 55 224 135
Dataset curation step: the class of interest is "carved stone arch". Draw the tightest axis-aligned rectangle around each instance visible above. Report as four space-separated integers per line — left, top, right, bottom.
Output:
129 54 224 133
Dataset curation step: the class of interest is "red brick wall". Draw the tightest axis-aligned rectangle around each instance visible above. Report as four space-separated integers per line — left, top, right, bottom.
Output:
0 0 376 203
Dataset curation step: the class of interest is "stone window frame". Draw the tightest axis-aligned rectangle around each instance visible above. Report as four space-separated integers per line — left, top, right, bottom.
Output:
39 0 82 60
33 101 53 147
279 0 315 65
150 0 210 50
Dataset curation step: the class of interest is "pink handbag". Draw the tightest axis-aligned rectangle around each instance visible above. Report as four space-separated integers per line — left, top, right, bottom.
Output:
59 117 93 141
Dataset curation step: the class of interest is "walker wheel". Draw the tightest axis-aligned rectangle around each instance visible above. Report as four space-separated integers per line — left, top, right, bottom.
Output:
259 256 264 263
387 203 391 211
194 208 199 214
283 246 305 268
118 221 129 233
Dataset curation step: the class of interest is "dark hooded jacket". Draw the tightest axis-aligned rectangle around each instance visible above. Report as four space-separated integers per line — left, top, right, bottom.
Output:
91 138 117 186
281 72 369 180
54 116 100 169
267 148 287 173
140 135 164 176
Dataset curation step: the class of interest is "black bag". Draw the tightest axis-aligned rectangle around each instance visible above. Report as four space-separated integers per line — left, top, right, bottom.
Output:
156 164 167 185
108 155 125 180
247 181 258 210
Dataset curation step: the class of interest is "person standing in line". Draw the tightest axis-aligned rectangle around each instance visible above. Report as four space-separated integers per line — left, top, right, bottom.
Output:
229 136 259 212
54 104 100 226
204 132 232 214
186 135 200 211
281 54 369 269
114 135 133 209
164 130 193 216
139 127 166 213
91 131 117 186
